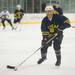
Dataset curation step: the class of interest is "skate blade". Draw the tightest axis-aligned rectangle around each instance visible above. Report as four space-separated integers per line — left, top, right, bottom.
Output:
55 66 60 69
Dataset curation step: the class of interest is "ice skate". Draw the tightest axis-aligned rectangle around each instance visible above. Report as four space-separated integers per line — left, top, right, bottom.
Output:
12 26 17 30
37 57 46 64
55 55 61 69
55 60 61 66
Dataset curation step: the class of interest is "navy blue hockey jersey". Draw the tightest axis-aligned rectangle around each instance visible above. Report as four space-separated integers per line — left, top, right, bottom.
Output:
41 14 71 36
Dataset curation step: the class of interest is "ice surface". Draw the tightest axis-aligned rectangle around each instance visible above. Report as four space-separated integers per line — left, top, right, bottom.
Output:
0 24 75 75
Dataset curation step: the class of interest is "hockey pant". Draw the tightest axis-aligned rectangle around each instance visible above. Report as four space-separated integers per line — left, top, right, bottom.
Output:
14 18 22 23
40 33 63 61
1 18 13 28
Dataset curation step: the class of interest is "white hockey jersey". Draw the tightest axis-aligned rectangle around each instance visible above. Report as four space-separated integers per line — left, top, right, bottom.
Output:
0 10 11 19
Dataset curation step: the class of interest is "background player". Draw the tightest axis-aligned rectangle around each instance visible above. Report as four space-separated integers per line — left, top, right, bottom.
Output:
51 0 63 15
14 5 24 23
14 5 24 30
0 8 15 30
52 2 71 33
37 6 71 67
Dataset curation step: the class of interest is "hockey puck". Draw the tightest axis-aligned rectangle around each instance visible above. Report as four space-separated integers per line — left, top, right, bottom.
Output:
7 65 15 69
7 65 18 71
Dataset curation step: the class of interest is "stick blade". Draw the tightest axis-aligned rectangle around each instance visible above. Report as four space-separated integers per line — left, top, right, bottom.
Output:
7 65 15 69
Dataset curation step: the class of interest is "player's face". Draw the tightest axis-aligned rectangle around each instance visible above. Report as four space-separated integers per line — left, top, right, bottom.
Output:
46 10 54 18
17 7 21 10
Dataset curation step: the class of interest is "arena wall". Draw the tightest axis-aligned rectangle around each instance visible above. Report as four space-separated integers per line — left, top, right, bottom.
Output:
20 13 75 26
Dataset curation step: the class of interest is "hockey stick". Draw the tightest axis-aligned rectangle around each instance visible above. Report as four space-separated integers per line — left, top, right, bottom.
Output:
7 33 57 71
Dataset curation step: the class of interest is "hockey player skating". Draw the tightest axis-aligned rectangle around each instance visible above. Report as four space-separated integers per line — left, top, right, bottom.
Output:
14 5 24 30
37 6 71 67
0 8 15 30
14 5 24 23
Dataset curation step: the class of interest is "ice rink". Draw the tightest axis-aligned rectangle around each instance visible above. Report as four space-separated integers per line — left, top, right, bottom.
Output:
0 23 75 75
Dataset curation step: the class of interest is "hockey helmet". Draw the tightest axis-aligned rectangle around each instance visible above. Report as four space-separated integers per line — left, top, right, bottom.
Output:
45 5 54 11
16 4 21 10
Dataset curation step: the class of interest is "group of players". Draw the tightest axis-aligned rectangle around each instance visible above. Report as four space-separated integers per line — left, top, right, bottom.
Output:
37 4 71 67
0 5 24 30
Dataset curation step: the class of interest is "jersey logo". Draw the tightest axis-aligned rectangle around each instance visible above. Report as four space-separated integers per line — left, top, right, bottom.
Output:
48 24 57 33
15 12 23 18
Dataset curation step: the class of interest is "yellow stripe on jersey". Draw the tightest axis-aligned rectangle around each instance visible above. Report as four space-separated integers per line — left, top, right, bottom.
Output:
42 32 49 35
64 19 70 24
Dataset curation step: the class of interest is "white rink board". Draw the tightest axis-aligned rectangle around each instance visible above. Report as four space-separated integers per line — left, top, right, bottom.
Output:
11 13 75 25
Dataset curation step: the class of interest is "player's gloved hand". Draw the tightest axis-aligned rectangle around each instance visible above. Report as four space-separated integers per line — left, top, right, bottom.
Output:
42 35 49 45
57 28 63 32
43 35 49 41
54 28 63 37
56 27 63 33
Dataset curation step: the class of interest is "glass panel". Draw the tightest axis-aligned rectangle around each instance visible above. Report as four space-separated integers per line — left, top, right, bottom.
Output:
0 0 75 13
